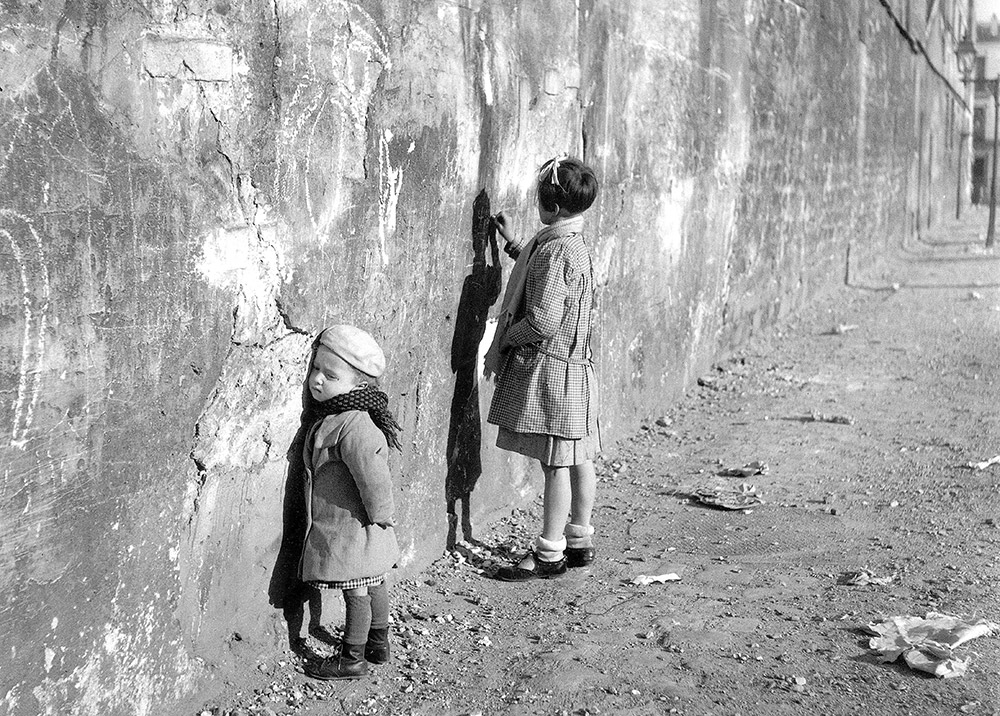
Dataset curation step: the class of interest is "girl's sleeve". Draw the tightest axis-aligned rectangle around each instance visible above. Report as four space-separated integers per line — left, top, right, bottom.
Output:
339 414 395 524
505 245 572 346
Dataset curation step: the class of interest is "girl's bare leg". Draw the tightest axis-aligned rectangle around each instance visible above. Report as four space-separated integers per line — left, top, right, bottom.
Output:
512 463 570 568
568 459 596 529
540 464 571 542
565 459 597 560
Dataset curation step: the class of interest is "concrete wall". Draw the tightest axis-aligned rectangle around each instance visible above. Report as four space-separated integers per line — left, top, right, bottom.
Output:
0 0 964 713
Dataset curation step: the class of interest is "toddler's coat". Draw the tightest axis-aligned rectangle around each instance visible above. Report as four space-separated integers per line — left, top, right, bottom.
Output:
299 410 399 583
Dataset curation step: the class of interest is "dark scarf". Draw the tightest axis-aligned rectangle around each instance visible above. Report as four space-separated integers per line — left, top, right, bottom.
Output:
306 385 402 451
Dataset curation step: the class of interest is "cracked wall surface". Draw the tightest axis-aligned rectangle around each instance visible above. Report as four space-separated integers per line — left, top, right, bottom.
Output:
0 0 963 713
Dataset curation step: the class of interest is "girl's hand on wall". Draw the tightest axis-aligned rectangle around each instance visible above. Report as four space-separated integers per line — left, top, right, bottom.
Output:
494 211 519 258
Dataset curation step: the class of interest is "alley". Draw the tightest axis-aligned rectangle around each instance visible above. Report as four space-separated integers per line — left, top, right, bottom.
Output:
200 217 1000 715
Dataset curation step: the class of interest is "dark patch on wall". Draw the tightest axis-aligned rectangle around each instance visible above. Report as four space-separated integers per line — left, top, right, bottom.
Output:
445 189 501 548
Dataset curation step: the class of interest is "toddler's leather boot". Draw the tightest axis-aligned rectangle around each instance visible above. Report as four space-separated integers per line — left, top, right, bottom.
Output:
305 642 368 680
364 627 391 664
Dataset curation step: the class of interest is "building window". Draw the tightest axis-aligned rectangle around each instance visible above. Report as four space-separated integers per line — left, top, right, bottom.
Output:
975 107 987 141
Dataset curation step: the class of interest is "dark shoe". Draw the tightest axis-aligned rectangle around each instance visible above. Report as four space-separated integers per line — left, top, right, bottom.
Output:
496 552 567 582
565 546 595 568
305 642 367 680
364 627 390 664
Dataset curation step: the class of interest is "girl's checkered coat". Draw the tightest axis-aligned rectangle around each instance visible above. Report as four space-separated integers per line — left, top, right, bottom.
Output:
487 229 598 439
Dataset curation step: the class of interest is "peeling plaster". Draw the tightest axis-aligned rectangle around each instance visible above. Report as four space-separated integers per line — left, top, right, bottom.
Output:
655 178 694 266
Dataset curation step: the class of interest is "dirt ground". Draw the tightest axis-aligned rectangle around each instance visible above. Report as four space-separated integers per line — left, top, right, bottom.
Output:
196 214 1000 716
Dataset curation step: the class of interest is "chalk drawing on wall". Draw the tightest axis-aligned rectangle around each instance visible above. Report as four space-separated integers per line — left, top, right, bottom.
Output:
377 128 403 267
275 0 392 236
1 209 50 449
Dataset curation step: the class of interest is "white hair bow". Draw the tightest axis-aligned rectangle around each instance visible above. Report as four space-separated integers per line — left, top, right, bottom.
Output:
539 154 568 188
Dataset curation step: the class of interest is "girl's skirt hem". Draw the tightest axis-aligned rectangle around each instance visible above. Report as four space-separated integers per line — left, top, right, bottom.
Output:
307 574 386 590
496 425 602 467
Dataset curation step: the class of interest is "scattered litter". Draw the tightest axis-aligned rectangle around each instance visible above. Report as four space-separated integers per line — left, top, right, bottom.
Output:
891 282 901 291
799 411 854 425
864 612 999 678
655 415 672 427
960 702 980 714
967 291 983 301
631 573 681 586
840 570 895 586
831 323 859 334
966 454 1000 470
765 674 808 693
717 460 768 477
694 483 763 511
697 376 717 388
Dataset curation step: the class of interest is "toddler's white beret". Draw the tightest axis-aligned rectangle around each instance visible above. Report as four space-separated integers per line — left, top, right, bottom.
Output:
318 325 386 378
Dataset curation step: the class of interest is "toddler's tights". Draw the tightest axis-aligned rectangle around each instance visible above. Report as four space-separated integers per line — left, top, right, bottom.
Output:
343 581 390 645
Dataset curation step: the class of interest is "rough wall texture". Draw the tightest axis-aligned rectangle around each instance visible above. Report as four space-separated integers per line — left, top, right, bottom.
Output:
0 0 963 713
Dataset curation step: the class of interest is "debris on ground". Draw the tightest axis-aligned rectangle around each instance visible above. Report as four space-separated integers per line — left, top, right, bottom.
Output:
839 571 895 587
631 573 682 586
764 674 808 693
798 411 855 425
717 460 768 477
830 323 859 335
693 482 763 511
864 612 1000 678
966 454 1000 470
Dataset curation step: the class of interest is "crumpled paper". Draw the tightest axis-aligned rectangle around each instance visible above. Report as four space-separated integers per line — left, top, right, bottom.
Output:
841 570 895 586
631 573 681 586
694 482 763 510
864 612 999 678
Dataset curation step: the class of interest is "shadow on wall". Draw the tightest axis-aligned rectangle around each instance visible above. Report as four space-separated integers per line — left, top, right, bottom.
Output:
267 339 325 655
445 189 501 550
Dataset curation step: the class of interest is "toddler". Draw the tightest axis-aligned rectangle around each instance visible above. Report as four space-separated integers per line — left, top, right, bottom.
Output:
300 325 401 679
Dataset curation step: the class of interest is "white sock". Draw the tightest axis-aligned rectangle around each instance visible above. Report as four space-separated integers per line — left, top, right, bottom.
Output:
534 535 566 562
564 522 594 548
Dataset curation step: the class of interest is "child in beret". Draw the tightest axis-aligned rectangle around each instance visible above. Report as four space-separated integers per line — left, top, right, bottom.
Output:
485 155 602 581
300 325 402 680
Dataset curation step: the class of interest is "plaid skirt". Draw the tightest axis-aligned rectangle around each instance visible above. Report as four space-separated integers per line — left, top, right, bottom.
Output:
308 574 386 590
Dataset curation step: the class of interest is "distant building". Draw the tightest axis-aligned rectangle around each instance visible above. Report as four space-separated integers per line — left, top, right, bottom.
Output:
973 11 1000 203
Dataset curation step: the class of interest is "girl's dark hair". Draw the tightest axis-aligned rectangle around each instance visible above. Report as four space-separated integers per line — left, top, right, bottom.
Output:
537 156 599 214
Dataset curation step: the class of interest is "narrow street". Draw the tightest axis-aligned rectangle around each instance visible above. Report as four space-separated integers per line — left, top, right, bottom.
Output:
208 213 1000 716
